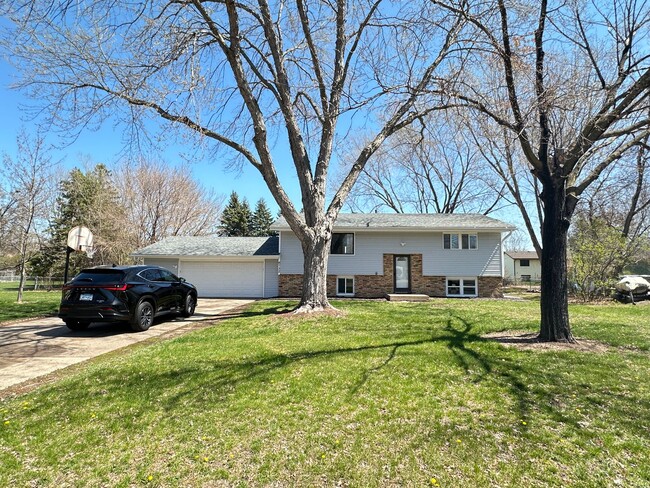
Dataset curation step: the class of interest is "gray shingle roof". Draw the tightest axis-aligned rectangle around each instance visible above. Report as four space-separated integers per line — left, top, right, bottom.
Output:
271 213 515 231
132 236 279 257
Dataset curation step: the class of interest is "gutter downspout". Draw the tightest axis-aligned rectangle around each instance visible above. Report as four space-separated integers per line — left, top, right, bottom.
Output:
501 230 513 280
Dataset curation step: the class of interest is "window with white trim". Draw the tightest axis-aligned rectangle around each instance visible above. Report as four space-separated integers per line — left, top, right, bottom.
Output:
336 276 355 296
446 278 477 297
443 233 478 250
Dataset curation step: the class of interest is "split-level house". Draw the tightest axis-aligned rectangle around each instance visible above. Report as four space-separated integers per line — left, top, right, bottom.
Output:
133 213 515 299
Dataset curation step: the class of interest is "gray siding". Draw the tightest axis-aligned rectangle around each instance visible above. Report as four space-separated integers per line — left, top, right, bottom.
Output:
143 258 180 275
279 231 305 274
279 230 503 277
264 259 279 297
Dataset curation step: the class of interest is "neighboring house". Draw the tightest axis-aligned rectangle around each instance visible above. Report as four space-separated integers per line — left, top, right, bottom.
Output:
133 213 515 299
503 251 541 284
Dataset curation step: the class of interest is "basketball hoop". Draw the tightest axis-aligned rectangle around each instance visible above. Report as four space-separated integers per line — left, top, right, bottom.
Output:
67 226 94 251
64 226 95 283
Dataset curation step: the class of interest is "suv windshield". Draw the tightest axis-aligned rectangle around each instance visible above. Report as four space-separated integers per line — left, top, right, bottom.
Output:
73 270 126 284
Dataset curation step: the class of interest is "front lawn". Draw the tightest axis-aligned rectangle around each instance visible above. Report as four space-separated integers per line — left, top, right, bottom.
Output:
1 299 649 486
0 282 61 323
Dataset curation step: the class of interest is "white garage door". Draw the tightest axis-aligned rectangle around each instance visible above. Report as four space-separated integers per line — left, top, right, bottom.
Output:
180 261 264 298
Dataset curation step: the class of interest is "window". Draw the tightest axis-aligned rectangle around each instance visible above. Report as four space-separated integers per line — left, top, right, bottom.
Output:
331 233 354 254
463 279 477 296
443 233 477 250
140 268 163 282
74 270 125 284
446 278 477 297
337 276 354 296
447 279 461 295
159 269 179 282
520 259 530 267
521 274 531 282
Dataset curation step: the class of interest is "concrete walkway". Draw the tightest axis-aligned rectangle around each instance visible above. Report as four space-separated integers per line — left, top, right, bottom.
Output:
0 298 253 393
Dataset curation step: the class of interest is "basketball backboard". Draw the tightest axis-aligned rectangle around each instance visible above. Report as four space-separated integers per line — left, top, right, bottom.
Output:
67 226 94 251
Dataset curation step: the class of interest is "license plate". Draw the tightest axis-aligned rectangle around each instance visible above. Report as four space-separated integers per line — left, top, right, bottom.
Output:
79 293 94 301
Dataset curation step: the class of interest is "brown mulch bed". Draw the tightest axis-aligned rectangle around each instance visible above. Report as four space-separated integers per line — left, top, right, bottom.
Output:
483 331 611 353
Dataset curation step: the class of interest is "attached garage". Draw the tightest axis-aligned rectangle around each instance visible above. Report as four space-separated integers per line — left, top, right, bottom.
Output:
132 236 279 298
180 260 264 298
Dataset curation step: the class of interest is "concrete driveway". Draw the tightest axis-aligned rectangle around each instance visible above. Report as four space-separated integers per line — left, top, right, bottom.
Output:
0 298 253 394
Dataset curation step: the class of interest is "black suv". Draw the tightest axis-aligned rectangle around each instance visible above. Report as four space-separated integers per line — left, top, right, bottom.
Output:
58 265 198 332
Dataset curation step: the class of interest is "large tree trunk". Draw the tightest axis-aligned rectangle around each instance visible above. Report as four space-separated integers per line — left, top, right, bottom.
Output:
295 229 333 313
538 178 575 342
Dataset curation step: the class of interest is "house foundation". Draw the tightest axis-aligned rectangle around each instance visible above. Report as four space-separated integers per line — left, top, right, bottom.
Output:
278 253 503 298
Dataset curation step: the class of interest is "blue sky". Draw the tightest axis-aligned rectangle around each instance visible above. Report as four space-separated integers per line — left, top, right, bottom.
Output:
1 55 529 246
0 57 291 214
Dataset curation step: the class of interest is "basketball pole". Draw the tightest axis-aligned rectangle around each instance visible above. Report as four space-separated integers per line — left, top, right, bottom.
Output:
63 246 74 284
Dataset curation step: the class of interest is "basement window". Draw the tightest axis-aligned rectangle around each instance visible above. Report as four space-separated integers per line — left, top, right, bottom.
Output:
446 278 477 297
337 276 355 297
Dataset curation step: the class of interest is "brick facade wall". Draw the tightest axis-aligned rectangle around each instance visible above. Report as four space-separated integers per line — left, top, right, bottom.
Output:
278 273 303 297
278 253 503 298
478 276 504 298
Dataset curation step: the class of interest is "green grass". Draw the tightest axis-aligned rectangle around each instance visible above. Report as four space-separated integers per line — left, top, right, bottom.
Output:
1 299 649 487
0 282 61 322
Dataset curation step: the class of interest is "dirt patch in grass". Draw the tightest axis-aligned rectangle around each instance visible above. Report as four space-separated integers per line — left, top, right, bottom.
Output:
484 331 611 353
268 307 349 322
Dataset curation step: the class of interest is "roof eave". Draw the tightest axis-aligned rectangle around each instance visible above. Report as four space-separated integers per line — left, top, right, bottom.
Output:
131 253 279 259
272 225 516 232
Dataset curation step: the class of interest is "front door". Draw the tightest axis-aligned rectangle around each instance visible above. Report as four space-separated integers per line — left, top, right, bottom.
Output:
394 255 411 293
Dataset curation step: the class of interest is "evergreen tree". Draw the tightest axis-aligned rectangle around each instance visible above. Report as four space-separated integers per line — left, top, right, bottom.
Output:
219 192 251 236
31 164 132 277
240 198 253 235
250 198 275 237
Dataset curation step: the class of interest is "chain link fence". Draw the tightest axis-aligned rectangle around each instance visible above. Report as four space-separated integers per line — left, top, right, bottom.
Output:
0 276 65 290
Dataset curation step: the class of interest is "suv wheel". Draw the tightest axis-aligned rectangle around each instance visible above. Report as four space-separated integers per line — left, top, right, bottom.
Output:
65 320 90 331
181 294 196 318
131 300 154 332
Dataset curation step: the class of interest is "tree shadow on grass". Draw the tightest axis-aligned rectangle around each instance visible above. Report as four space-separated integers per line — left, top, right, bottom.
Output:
443 316 532 423
207 303 297 321
441 314 650 434
53 328 514 410
32 312 650 439
74 328 516 415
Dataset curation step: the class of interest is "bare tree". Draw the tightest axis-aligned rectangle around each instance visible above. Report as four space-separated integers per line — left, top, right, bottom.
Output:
0 186 19 255
2 0 466 312
576 137 650 276
620 137 650 239
503 229 533 254
115 159 224 247
583 137 650 241
1 131 59 302
473 125 544 256
344 112 508 214
435 0 650 341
